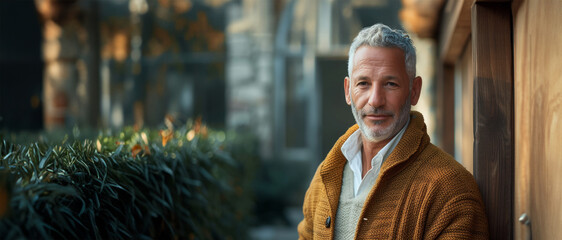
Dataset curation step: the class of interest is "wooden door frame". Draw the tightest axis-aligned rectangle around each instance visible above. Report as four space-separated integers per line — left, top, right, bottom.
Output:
437 0 514 239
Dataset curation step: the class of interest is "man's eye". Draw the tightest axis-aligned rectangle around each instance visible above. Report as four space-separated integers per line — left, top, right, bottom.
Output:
386 82 398 87
357 82 368 86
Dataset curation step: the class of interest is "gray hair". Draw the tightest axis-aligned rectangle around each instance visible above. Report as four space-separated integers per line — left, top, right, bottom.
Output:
347 23 416 82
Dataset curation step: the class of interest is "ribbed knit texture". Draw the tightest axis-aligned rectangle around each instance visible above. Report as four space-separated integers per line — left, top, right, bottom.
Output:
334 164 371 240
297 111 489 240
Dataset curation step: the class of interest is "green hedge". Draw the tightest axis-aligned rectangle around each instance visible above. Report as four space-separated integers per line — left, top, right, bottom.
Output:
0 122 258 239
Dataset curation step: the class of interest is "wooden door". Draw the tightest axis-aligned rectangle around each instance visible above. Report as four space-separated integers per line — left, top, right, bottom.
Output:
513 0 562 239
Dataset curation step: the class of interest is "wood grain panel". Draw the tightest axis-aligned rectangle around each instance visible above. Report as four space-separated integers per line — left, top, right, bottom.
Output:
471 3 514 239
513 0 562 239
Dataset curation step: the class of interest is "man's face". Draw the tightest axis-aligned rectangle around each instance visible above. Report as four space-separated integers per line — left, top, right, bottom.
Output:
344 46 421 142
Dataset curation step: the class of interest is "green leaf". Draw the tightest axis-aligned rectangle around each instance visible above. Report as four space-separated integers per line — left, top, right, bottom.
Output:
112 144 124 157
39 148 53 169
3 151 13 160
199 168 214 182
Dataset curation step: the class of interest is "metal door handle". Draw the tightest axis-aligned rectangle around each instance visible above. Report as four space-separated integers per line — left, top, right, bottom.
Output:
519 213 532 240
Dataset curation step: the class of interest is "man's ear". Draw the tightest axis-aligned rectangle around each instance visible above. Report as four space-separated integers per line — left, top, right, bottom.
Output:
344 77 351 105
410 76 422 106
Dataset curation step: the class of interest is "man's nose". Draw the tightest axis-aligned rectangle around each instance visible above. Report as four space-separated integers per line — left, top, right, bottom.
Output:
367 85 385 108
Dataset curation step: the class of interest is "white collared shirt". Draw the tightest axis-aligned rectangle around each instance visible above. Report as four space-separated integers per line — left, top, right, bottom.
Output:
340 119 409 196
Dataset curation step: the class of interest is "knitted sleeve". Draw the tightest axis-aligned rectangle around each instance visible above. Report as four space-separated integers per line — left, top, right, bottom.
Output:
426 193 489 239
423 170 490 240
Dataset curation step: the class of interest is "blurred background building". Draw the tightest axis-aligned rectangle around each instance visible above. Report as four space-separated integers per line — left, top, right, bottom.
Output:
0 0 439 158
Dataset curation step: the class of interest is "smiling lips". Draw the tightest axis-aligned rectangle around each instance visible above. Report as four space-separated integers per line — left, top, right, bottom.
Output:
360 107 395 122
364 114 392 121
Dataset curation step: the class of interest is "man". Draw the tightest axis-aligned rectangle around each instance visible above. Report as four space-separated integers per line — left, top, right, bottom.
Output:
297 23 489 239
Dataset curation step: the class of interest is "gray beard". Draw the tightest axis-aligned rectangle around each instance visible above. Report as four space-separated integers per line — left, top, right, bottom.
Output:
350 95 411 142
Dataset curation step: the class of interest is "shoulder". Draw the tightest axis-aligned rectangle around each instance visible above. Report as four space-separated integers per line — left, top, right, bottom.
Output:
411 146 489 238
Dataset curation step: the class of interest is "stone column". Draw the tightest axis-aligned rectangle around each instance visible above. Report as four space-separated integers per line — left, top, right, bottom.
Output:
226 0 274 159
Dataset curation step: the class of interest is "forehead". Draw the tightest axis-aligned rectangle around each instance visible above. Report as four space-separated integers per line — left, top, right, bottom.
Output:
352 46 406 75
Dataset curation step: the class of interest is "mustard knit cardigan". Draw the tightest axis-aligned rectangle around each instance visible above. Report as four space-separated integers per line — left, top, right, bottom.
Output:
297 111 489 239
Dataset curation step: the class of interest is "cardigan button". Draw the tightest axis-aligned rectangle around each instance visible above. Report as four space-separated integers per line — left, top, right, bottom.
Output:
325 216 331 228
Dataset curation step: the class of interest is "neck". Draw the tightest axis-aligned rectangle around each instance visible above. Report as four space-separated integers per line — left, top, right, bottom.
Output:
360 136 392 178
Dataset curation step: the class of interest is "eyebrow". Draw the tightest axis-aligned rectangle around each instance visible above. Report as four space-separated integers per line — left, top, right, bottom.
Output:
354 75 399 81
383 75 399 80
355 76 370 81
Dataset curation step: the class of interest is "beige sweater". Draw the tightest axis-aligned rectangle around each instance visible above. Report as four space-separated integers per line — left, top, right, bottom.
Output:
297 111 489 239
334 163 370 239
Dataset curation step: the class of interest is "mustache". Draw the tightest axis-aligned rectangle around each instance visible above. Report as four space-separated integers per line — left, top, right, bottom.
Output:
359 107 394 117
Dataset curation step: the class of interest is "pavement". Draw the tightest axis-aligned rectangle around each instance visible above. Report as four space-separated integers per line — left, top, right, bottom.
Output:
249 207 302 240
